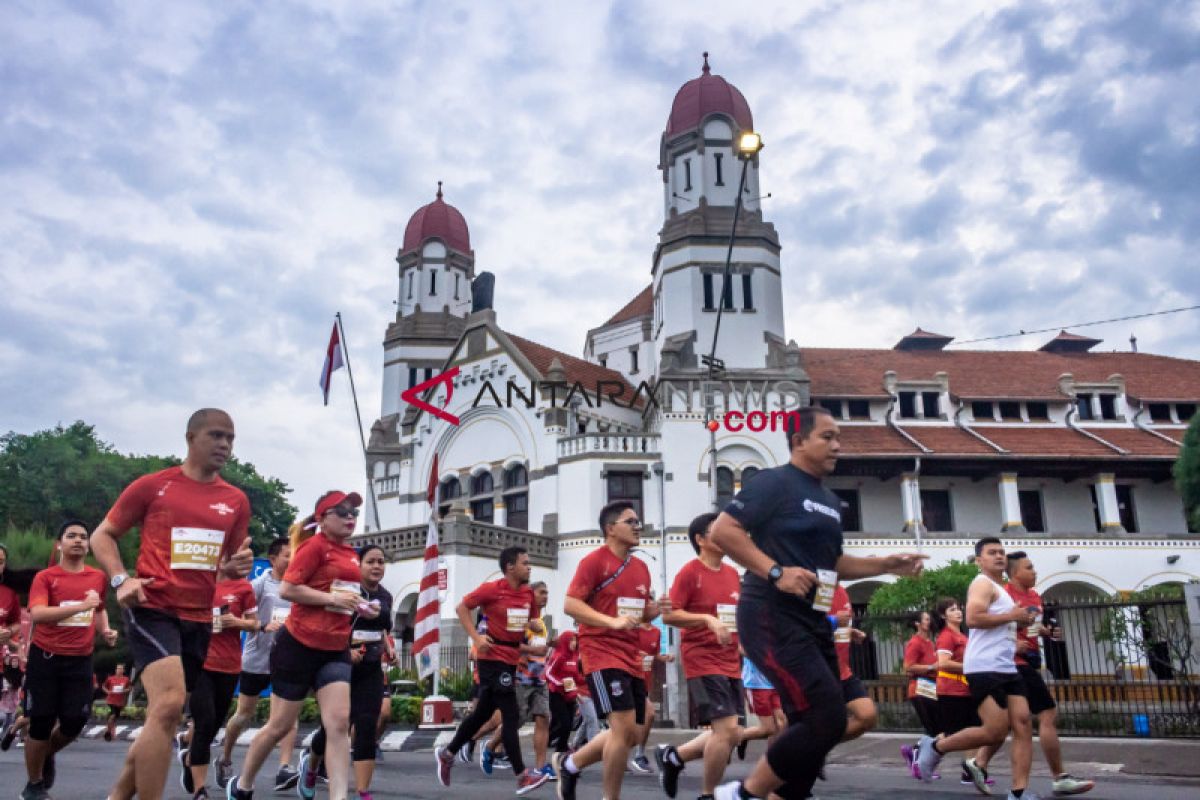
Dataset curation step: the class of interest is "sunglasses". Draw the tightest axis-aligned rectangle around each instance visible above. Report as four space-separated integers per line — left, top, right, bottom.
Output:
326 507 360 519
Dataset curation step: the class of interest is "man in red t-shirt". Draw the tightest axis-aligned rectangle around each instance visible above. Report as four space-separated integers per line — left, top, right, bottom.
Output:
830 584 876 742
91 408 254 800
655 511 744 797
435 546 548 795
103 663 132 741
972 552 1095 796
23 519 119 798
553 500 668 800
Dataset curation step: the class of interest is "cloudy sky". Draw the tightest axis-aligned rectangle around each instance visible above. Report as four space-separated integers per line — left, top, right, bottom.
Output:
3 0 1198 513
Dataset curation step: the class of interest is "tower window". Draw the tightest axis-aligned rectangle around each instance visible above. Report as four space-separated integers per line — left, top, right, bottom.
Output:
408 367 417 389
714 152 724 186
741 273 753 310
430 270 437 295
684 158 693 192
721 275 733 310
406 272 413 299
703 274 715 310
454 273 460 300
629 347 639 374
598 354 607 368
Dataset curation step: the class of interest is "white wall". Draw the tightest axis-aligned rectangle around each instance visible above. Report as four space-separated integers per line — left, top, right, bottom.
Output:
1130 481 1188 533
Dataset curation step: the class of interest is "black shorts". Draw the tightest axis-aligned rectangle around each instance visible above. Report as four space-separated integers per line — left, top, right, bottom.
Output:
123 607 210 692
687 675 745 725
24 645 93 722
966 671 1026 711
938 695 980 735
738 599 842 725
840 675 868 704
269 628 351 702
586 668 647 724
1018 665 1056 715
239 671 271 698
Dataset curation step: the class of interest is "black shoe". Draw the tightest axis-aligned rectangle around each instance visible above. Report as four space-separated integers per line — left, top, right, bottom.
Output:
736 738 748 761
554 752 577 800
20 782 51 800
42 752 57 789
655 744 683 799
179 746 195 794
225 774 253 800
0 723 16 751
273 765 300 791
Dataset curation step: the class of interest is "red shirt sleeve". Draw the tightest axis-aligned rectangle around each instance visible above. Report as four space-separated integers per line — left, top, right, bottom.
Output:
668 562 692 613
566 554 598 600
935 629 952 652
283 536 323 585
239 582 257 616
105 474 157 531
903 636 923 668
27 571 50 609
220 496 252 566
463 581 498 610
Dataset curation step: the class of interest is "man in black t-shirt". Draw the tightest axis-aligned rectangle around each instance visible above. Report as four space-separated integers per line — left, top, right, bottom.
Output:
710 406 926 800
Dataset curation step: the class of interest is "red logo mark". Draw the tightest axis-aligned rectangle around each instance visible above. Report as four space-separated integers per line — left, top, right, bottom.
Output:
400 366 462 425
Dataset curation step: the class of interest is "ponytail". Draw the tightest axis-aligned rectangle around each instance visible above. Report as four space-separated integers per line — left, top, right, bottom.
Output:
288 515 318 554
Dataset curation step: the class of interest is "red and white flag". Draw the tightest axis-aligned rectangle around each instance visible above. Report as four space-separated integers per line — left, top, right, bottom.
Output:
413 453 441 680
318 321 345 406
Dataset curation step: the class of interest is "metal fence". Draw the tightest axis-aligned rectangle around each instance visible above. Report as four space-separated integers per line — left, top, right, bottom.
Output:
853 596 1199 738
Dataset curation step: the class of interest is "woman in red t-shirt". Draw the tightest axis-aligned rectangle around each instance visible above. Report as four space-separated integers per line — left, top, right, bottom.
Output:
544 631 583 757
227 491 378 800
903 610 939 736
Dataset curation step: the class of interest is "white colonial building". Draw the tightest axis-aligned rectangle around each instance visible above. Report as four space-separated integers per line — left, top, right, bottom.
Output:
353 57 1200 713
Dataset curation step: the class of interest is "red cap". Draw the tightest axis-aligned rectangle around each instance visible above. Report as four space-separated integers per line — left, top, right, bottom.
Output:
315 490 363 518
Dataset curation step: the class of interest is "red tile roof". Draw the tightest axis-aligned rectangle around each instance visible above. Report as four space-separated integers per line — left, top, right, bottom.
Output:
603 285 653 327
403 184 471 254
1039 330 1102 352
801 348 1200 402
901 426 999 455
506 332 642 406
836 426 923 456
836 423 1180 459
1078 427 1182 456
666 54 754 136
971 426 1120 457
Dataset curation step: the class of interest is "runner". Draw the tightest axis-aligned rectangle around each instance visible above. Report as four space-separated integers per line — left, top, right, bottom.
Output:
971 553 1095 796
735 654 785 760
102 664 132 742
218 537 300 791
301 543 394 800
485 581 551 780
629 614 671 774
434 545 549 794
903 610 940 744
0 542 21 671
544 631 583 761
21 519 119 800
179 572 258 798
708 406 926 800
913 537 1038 798
657 511 745 800
225 490 371 800
553 500 668 800
831 583 876 742
91 408 253 800
917 597 978 784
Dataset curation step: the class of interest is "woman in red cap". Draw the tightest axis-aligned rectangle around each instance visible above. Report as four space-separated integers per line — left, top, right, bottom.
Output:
226 491 378 800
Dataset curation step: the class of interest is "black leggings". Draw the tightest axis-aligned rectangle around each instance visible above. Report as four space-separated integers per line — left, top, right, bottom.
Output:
189 669 240 766
548 691 574 753
311 659 385 762
910 696 940 737
447 660 524 773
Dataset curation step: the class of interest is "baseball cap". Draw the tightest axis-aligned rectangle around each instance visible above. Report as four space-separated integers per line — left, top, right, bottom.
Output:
315 490 363 518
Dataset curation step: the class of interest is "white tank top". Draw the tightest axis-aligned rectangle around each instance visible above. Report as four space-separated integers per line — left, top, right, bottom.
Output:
963 575 1017 674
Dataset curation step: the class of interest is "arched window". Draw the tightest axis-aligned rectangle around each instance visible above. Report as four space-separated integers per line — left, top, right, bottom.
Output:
741 466 760 485
471 472 494 496
716 466 735 509
470 471 494 523
504 465 529 530
438 477 461 517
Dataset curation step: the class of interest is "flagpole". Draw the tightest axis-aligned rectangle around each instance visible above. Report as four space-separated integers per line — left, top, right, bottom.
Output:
335 311 383 532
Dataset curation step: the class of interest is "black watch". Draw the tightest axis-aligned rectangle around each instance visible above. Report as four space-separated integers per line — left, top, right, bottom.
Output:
766 564 784 584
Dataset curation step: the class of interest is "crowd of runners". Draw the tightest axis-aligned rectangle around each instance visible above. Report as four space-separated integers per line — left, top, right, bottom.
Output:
0 405 1098 800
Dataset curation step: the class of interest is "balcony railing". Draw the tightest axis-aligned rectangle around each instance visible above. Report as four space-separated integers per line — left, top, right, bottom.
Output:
557 432 661 459
375 475 400 496
349 514 556 568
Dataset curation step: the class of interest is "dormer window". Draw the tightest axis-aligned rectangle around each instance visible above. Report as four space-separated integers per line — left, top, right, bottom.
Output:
998 401 1021 421
922 392 941 418
819 399 844 419
1178 403 1197 423
899 391 917 419
972 401 995 421
1098 394 1118 420
1026 401 1049 420
847 400 871 420
1076 393 1094 420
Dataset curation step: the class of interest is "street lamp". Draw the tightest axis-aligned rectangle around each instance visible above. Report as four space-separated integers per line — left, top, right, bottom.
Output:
704 129 763 509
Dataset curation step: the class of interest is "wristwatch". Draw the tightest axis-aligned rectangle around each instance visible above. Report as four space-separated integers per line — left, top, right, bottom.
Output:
110 573 129 590
766 564 784 584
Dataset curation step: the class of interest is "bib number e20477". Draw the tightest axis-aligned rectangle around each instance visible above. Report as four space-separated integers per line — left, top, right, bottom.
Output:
170 528 224 571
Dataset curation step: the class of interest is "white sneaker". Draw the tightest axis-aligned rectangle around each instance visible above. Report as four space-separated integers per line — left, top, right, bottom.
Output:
914 735 943 782
715 781 748 800
1051 775 1095 796
1007 793 1043 800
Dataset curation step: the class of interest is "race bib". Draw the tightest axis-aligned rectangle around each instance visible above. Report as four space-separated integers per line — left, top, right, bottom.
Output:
563 677 576 692
1026 612 1044 638
528 635 548 650
326 579 361 615
170 527 224 571
812 569 838 613
916 677 938 700
57 600 93 628
833 626 852 643
352 629 383 644
271 606 290 624
642 654 654 673
717 604 738 633
110 685 127 694
506 607 530 632
616 597 645 620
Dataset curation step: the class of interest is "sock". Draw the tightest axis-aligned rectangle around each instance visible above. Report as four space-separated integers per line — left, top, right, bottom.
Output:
1012 790 1024 798
931 739 943 755
564 755 579 774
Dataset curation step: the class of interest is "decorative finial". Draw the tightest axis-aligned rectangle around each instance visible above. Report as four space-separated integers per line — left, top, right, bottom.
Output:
436 180 443 200
702 51 710 74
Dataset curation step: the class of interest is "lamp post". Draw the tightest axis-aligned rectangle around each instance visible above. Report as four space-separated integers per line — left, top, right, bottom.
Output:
704 131 764 508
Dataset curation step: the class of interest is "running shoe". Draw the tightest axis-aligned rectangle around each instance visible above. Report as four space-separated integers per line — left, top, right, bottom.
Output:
435 745 454 788
0 722 16 751
914 735 943 782
216 759 233 790
176 731 189 754
297 750 317 800
180 746 195 794
20 782 50 800
356 792 374 800
553 752 577 800
481 745 495 775
629 753 653 773
274 765 300 791
459 739 475 764
541 763 557 781
960 763 993 787
1051 775 1095 796
193 790 210 800
516 767 550 795
494 752 513 770
900 743 914 769
963 757 992 796
655 744 683 798
714 781 754 800
104 725 114 742
226 775 254 800
42 752 57 790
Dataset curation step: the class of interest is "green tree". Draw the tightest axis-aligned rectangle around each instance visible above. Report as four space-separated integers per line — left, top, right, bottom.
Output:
221 456 296 552
865 559 979 639
1174 413 1200 533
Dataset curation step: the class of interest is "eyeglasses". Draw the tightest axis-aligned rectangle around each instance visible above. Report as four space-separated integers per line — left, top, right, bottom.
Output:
618 518 643 530
327 507 360 519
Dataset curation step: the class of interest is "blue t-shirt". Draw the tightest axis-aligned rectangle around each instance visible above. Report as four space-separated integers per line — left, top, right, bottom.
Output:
742 657 774 690
724 462 845 629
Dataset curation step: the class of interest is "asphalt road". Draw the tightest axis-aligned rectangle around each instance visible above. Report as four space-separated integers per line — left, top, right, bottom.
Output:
4 737 1199 800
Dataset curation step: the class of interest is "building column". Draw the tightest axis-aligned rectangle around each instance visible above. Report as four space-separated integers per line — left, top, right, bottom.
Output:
999 472 1025 532
901 472 924 533
1094 473 1125 532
